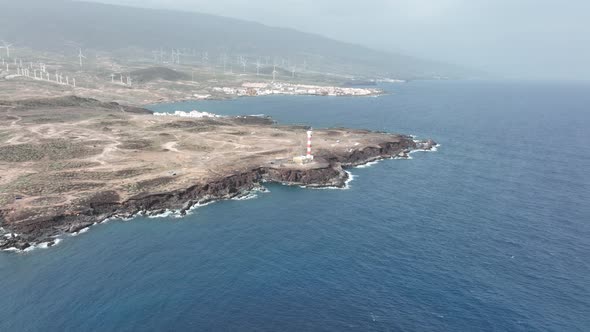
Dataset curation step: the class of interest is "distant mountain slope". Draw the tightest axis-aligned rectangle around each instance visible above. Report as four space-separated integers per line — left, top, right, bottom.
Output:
0 0 470 79
129 67 189 83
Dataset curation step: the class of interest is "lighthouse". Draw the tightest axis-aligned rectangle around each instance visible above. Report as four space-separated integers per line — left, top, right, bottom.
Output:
306 129 314 160
292 129 315 164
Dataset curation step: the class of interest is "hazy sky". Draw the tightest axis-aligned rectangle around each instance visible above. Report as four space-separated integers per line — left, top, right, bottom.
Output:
93 0 589 79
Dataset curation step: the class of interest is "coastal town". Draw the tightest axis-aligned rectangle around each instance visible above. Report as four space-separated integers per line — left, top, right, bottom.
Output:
213 82 382 97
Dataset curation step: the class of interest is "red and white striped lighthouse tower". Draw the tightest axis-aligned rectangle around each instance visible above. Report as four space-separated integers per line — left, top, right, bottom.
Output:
306 129 314 160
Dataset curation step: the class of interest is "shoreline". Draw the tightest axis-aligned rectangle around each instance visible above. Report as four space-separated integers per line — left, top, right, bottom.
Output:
0 138 437 253
0 76 389 107
142 85 388 107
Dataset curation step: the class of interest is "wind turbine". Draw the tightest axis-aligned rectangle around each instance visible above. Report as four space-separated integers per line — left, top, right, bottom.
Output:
291 66 296 79
256 59 261 76
1 41 13 58
272 65 278 82
110 73 115 83
78 48 87 68
171 49 177 64
240 56 247 73
221 53 227 73
159 48 165 63
172 49 181 64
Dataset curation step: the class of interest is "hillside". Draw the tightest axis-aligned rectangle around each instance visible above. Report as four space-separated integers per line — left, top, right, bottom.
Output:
0 0 469 79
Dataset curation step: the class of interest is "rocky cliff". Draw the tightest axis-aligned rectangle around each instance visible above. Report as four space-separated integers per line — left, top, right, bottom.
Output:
0 137 436 251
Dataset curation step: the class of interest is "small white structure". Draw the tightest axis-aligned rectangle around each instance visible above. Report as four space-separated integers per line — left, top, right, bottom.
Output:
306 129 314 160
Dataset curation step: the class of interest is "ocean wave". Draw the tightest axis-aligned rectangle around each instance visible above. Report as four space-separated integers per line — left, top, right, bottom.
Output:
148 209 177 219
183 200 216 216
410 143 440 154
6 238 63 254
355 160 380 168
232 193 258 201
70 227 90 237
301 171 355 190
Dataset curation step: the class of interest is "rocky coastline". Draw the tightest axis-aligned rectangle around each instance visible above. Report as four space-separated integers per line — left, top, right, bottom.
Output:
0 137 437 252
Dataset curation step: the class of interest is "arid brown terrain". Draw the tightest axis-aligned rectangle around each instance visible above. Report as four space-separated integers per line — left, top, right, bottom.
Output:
0 96 435 250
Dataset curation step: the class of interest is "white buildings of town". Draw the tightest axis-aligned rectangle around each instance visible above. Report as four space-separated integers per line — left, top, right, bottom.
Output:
154 110 220 118
212 82 381 97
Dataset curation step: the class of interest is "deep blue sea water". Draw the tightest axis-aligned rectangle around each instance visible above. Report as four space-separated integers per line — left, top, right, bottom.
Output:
1 81 589 331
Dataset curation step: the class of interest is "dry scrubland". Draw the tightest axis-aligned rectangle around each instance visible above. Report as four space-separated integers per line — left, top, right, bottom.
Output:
0 96 429 250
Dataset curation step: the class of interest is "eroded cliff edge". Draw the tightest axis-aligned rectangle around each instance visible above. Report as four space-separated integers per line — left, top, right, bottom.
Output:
0 96 436 250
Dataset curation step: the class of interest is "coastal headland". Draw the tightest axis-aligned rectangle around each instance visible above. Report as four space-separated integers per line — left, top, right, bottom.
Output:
0 96 436 251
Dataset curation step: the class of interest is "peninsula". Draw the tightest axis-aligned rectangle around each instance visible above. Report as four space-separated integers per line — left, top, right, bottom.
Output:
0 96 436 251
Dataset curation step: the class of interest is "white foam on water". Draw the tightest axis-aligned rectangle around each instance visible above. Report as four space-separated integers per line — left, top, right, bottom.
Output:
355 160 380 169
232 193 258 201
255 186 270 194
183 200 216 216
148 210 176 219
23 243 49 252
344 171 356 188
300 171 355 190
119 215 138 222
37 242 51 249
71 227 90 237
409 144 440 156
14 238 63 253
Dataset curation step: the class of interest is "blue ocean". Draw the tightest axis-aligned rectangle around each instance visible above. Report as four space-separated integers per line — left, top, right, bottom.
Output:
1 81 589 331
